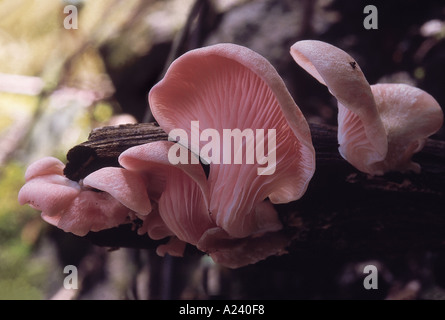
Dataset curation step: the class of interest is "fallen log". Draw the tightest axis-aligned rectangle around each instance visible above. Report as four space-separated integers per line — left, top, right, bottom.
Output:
63 122 445 258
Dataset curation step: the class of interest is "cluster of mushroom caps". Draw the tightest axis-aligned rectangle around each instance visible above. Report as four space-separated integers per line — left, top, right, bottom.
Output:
19 41 443 268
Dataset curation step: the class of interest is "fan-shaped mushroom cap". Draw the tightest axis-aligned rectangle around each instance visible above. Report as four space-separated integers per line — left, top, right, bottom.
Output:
83 167 151 216
24 156 65 181
149 43 315 237
291 40 444 175
40 190 131 236
119 141 295 266
290 40 388 173
18 157 139 236
369 83 443 173
18 158 80 215
119 141 214 246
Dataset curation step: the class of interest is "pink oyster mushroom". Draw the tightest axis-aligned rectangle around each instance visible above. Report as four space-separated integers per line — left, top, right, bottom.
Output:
18 157 151 236
120 43 316 267
118 141 294 268
291 40 443 175
19 43 316 268
148 43 315 237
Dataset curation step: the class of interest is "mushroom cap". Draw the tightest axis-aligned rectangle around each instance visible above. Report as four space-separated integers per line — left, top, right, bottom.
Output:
156 237 187 257
137 206 174 240
149 43 315 237
83 167 152 216
196 199 291 268
41 190 131 236
24 156 65 181
119 141 214 246
369 83 444 173
18 157 132 236
18 172 81 215
290 40 388 173
19 157 80 214
120 141 295 266
197 224 291 269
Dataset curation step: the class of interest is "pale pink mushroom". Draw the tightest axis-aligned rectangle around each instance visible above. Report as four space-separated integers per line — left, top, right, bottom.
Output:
291 40 443 175
18 157 151 236
118 141 295 268
119 141 214 249
369 83 443 173
19 43 316 268
112 43 316 267
149 43 315 238
156 237 187 258
83 167 152 216
197 227 291 269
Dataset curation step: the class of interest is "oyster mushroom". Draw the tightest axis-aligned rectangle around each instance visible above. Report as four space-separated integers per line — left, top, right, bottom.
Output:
370 83 443 173
18 157 150 236
149 43 315 238
290 40 443 175
18 43 316 268
118 141 213 247
116 43 316 267
118 141 297 268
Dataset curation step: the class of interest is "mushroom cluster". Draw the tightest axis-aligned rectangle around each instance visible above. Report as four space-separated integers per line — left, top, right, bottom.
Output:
19 43 316 268
18 41 444 268
290 40 443 175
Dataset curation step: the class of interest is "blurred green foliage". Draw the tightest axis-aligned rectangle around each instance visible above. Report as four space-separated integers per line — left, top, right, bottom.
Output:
93 101 114 123
0 162 48 299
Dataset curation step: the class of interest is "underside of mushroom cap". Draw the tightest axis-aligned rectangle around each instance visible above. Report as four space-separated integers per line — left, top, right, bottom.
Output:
149 43 315 238
119 141 214 246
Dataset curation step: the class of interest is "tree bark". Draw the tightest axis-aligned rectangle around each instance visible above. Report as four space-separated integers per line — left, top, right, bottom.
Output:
64 122 445 257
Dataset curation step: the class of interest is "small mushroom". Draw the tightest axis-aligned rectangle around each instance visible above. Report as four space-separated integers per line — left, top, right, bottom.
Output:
369 83 443 173
18 157 150 236
290 40 443 175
